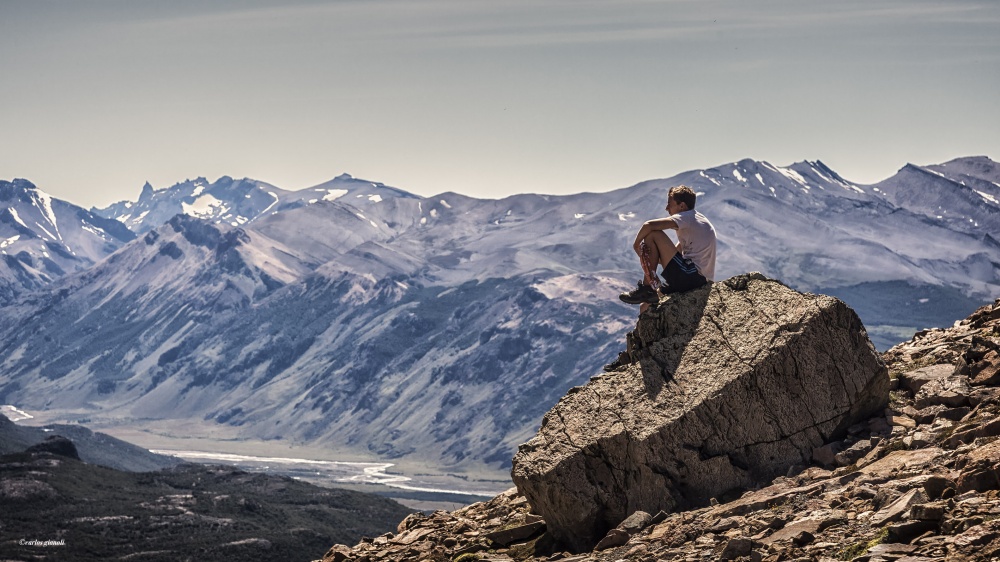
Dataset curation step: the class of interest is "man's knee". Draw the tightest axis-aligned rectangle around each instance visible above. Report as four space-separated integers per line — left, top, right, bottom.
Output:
647 231 677 262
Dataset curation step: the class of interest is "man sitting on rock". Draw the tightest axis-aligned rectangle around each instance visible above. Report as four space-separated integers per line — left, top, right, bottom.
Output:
620 185 717 306
606 185 717 371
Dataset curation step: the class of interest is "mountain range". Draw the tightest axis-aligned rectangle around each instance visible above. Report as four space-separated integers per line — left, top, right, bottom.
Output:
0 156 997 482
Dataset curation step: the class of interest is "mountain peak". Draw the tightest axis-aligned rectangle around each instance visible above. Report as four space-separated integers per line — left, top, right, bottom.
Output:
940 155 995 166
12 178 38 191
0 178 40 197
930 156 1000 183
808 159 852 184
788 159 825 171
898 163 962 184
139 182 154 200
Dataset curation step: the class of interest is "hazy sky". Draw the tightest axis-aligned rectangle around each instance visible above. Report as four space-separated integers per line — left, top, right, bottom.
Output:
2 0 998 208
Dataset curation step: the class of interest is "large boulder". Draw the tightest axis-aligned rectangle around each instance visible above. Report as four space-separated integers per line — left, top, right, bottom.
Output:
24 435 81 460
511 273 888 552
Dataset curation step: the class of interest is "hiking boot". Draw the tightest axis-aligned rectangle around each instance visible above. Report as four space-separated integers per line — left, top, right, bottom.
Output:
619 280 658 305
603 351 632 372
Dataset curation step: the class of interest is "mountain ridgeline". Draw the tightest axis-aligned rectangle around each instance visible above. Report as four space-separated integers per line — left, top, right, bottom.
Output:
0 156 997 476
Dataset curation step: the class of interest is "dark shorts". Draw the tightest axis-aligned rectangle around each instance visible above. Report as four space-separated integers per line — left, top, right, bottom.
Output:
661 253 708 294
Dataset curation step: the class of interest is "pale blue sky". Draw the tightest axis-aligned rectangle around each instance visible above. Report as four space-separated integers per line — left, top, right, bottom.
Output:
2 0 998 208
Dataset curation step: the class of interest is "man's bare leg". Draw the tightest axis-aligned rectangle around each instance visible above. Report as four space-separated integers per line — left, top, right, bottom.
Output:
641 230 679 294
643 230 679 270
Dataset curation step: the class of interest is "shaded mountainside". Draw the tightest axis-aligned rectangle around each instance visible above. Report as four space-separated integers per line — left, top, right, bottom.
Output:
321 297 1000 562
0 156 997 478
0 449 413 562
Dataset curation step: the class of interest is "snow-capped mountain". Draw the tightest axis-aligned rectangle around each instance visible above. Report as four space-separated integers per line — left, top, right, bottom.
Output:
0 156 997 481
94 176 292 233
93 173 419 234
870 157 1000 237
685 158 999 298
0 206 630 471
0 179 135 302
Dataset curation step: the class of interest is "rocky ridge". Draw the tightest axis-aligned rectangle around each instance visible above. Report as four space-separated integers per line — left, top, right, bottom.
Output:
319 297 1000 562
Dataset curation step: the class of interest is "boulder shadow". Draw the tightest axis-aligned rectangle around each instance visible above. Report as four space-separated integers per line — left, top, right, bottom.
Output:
632 282 713 397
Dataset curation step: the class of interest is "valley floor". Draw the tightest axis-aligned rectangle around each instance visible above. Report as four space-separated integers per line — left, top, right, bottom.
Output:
7 407 512 512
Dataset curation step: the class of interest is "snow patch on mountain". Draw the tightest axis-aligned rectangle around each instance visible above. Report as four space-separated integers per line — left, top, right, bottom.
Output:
700 171 721 186
324 189 348 201
8 208 27 229
33 221 57 241
777 166 808 186
976 190 998 205
262 192 279 213
181 194 225 218
31 188 61 240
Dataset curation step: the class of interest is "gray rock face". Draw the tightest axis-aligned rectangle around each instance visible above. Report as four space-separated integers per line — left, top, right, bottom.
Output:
510 273 889 552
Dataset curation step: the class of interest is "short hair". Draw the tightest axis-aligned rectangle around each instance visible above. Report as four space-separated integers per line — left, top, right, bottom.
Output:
669 185 697 210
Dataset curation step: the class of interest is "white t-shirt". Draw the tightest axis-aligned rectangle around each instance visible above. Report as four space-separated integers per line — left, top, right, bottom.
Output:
669 209 717 281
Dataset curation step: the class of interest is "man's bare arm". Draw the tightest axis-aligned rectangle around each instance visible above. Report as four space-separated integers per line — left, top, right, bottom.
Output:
632 217 678 254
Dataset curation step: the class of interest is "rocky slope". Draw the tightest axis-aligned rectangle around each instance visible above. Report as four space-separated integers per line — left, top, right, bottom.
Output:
319 296 1000 562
